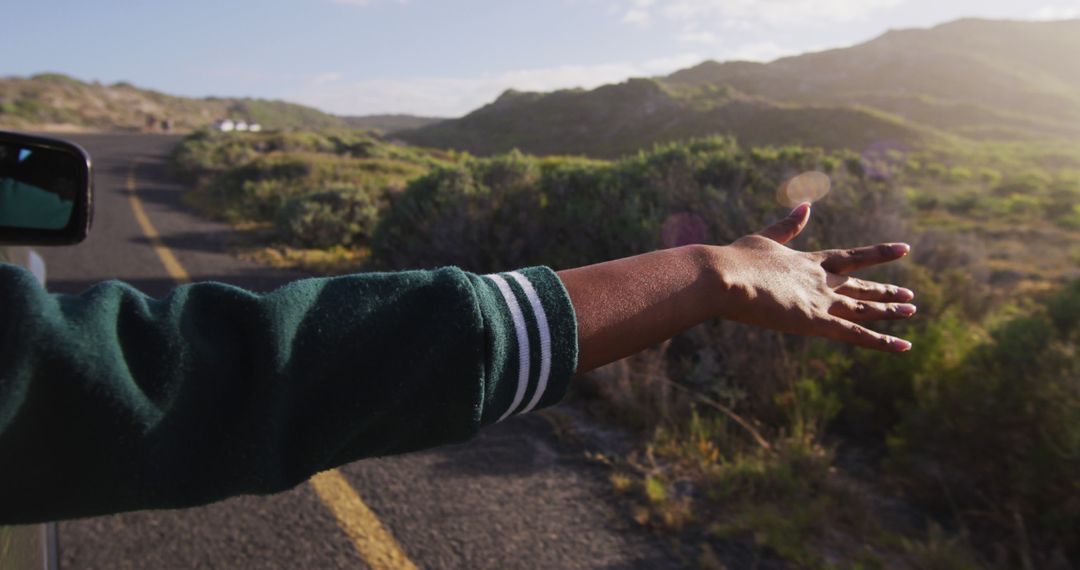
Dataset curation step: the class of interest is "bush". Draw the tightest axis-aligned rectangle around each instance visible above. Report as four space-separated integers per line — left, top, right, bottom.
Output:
992 171 1052 197
370 137 891 273
191 150 426 223
275 188 380 249
171 129 261 179
207 153 317 220
886 280 1080 567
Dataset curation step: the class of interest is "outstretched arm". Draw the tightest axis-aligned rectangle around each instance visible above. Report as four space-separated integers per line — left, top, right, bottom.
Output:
559 203 916 374
0 202 912 523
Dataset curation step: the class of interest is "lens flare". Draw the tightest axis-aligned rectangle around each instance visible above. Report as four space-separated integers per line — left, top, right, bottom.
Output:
777 171 831 207
660 212 709 248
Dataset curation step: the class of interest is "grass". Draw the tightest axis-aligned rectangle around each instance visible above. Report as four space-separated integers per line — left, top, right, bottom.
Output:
597 400 989 570
241 243 370 275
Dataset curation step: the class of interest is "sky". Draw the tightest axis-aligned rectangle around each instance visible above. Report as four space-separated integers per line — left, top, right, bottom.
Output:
6 0 1080 117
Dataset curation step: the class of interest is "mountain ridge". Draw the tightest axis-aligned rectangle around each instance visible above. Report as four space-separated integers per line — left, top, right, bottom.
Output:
401 18 1080 157
0 74 440 133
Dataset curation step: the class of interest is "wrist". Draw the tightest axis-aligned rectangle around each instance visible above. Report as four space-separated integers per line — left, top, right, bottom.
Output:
677 244 730 321
695 244 737 320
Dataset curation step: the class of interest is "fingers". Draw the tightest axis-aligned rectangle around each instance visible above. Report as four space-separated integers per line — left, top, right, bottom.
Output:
832 277 915 302
757 202 811 245
829 297 917 321
820 243 910 274
821 316 913 353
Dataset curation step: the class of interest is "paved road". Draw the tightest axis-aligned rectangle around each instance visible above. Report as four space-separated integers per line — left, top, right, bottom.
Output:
35 133 685 569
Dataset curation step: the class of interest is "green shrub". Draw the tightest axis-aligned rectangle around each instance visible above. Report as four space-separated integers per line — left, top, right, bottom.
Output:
992 171 1051 197
207 153 316 220
910 189 941 211
886 280 1080 566
370 137 873 272
945 166 973 184
977 168 1002 186
275 188 380 249
191 150 426 223
171 129 262 179
1054 201 1080 229
945 191 980 215
1003 192 1042 216
924 162 948 179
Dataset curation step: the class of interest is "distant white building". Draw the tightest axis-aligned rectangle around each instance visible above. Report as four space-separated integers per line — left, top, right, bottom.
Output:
213 118 262 133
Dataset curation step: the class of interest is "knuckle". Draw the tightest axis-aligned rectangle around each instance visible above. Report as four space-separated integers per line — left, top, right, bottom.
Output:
876 244 893 256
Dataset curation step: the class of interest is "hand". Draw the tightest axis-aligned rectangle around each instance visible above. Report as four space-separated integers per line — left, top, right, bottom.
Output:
710 202 916 352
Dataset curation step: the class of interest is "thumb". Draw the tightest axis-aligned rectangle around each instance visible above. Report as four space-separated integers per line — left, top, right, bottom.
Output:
757 202 811 245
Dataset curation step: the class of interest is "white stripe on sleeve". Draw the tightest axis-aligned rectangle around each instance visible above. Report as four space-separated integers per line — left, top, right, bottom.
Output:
486 274 531 422
508 271 553 415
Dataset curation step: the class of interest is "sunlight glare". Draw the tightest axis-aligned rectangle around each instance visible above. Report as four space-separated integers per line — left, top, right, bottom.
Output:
777 171 831 207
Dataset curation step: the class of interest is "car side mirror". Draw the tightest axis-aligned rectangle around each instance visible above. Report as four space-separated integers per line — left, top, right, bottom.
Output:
0 131 93 245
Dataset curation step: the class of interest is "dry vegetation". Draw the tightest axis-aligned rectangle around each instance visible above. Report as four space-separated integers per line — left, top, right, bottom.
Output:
0 73 343 132
173 129 1080 569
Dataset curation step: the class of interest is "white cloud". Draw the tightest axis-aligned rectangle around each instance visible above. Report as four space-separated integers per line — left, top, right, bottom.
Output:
285 44 810 117
622 8 652 25
330 0 407 6
621 0 905 30
288 54 714 117
677 30 718 44
309 72 344 84
1028 4 1080 20
721 41 798 61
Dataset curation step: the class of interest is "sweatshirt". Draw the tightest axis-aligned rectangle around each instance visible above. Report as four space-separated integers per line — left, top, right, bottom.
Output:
0 263 578 524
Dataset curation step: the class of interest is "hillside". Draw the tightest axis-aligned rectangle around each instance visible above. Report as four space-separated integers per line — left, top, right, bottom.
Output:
401 78 928 157
0 73 344 132
401 18 1080 157
341 114 444 133
665 19 1080 136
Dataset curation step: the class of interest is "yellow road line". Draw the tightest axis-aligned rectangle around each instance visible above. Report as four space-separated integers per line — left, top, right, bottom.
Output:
125 160 417 570
126 162 191 284
310 471 419 570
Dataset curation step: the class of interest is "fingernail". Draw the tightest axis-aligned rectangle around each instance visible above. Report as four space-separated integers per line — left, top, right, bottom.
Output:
893 338 912 351
896 303 917 316
890 243 911 255
897 288 915 301
792 202 811 216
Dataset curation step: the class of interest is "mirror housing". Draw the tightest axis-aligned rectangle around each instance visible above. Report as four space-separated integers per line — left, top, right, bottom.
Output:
0 131 93 245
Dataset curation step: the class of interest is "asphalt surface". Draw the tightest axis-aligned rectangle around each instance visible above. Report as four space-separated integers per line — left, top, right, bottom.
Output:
34 133 686 570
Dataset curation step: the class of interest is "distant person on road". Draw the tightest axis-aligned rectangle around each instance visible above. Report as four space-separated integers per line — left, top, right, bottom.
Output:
0 203 915 523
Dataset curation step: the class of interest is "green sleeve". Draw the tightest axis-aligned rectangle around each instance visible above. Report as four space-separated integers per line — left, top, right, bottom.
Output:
0 264 578 523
